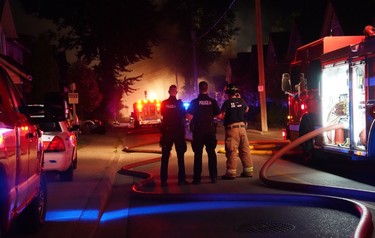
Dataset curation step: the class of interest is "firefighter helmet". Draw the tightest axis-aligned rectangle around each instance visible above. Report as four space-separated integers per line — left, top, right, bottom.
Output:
225 83 239 95
364 25 375 37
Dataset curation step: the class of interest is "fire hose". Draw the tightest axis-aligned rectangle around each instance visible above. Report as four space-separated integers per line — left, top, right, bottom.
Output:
259 123 373 238
119 124 373 238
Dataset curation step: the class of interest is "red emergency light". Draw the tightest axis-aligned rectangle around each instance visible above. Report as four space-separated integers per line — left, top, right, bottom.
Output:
136 99 163 112
155 100 161 111
282 128 287 140
136 100 143 112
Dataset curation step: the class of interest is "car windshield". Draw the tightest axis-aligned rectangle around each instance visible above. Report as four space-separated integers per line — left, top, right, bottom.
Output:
39 122 62 132
0 98 8 124
0 76 14 125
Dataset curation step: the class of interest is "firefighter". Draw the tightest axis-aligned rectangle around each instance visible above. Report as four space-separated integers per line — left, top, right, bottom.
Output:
160 85 188 186
187 81 221 184
220 83 254 179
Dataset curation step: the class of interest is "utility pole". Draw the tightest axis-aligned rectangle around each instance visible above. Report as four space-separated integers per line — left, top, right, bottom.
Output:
191 30 198 96
69 83 79 125
255 0 268 132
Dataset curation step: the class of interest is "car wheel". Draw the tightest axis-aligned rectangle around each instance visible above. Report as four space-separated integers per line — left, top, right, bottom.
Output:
16 172 47 233
0 172 9 236
60 163 74 181
82 122 93 134
73 154 78 170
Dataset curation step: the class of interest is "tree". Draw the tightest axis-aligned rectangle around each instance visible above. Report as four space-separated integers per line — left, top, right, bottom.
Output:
66 61 102 118
18 0 239 118
107 74 142 121
18 0 160 118
160 0 239 95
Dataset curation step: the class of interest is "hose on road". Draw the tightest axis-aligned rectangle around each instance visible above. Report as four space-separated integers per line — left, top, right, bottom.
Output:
119 123 373 238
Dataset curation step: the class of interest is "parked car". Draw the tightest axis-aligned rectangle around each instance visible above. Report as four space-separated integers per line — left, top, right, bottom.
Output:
39 121 78 181
81 119 106 134
0 64 67 235
112 116 134 128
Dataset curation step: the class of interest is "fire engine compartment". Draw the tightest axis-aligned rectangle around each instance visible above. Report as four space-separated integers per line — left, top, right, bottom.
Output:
321 61 366 152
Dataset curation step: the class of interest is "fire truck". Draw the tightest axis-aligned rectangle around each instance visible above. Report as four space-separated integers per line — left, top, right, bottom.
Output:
282 28 375 160
132 99 162 128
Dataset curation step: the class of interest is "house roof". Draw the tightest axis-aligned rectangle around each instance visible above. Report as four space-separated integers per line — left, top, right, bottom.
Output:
267 32 290 62
0 54 31 82
0 0 18 39
229 52 251 79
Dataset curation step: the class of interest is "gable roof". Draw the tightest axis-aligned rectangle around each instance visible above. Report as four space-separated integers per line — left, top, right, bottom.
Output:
0 0 18 39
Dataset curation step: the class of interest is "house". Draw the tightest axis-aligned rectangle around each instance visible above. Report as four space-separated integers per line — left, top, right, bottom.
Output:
0 0 31 96
225 45 267 106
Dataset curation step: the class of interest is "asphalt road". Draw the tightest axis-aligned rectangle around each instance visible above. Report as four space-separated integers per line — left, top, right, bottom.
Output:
94 125 375 238
9 124 375 238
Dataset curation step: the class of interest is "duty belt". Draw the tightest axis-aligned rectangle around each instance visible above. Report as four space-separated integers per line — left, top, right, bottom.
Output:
226 124 245 129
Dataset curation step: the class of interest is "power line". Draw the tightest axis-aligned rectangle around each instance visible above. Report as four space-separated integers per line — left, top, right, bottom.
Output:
195 0 237 42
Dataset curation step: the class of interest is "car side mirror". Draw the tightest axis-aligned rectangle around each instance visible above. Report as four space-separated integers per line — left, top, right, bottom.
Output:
281 73 292 92
70 124 80 131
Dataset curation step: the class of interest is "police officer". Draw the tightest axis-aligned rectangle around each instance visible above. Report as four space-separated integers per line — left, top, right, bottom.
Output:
187 81 221 184
220 83 254 179
160 85 188 186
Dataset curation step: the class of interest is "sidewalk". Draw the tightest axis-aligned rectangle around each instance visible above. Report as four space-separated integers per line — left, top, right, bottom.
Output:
185 122 284 142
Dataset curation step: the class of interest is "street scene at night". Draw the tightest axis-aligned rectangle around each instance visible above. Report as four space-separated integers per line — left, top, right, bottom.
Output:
1 0 375 237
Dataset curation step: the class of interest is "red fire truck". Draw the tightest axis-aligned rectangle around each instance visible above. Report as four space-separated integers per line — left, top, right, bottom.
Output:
282 30 375 160
132 99 162 128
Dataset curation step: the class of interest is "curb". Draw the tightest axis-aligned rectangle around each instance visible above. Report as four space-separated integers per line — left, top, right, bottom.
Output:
73 135 121 238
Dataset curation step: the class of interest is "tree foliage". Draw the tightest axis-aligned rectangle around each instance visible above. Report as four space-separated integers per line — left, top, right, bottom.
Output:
18 0 238 116
66 61 102 117
107 74 142 121
18 0 160 118
18 0 160 68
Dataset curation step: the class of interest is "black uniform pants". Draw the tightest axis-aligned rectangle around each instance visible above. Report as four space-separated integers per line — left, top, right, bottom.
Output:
191 131 217 181
160 128 187 182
